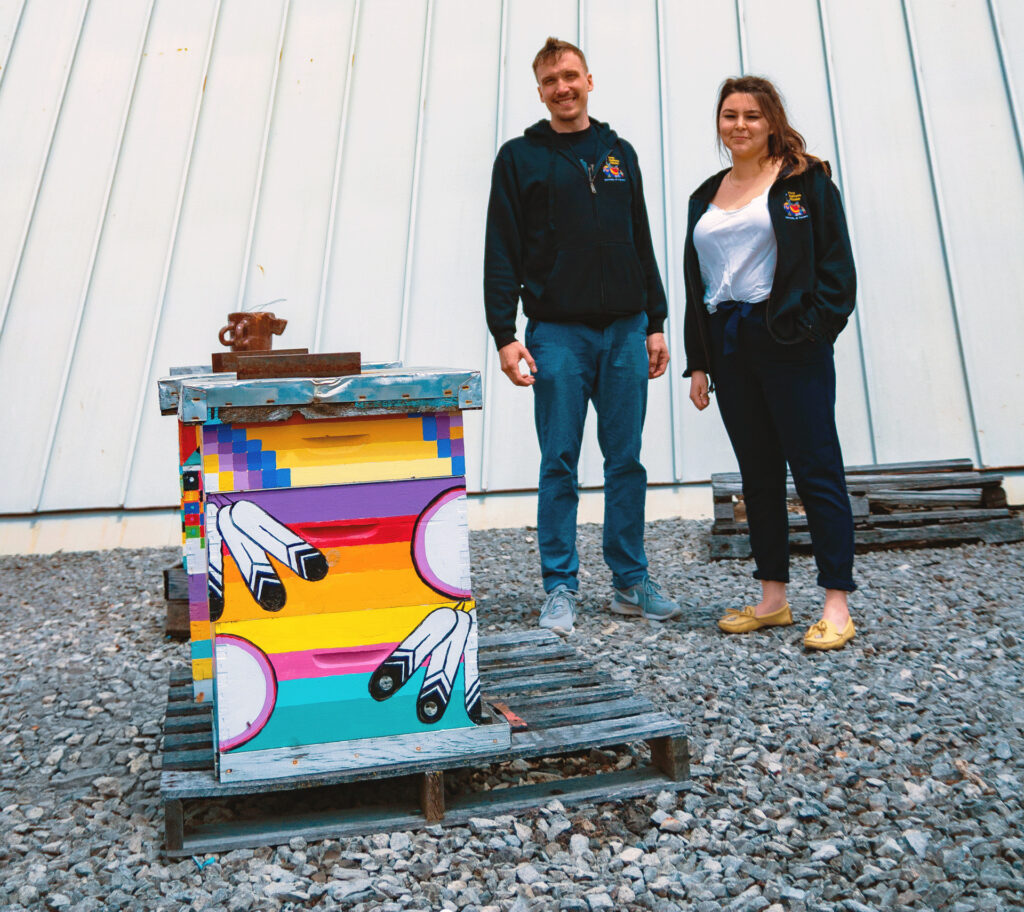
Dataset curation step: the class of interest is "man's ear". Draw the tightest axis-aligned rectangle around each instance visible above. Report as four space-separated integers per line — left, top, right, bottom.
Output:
537 84 544 103
587 73 594 91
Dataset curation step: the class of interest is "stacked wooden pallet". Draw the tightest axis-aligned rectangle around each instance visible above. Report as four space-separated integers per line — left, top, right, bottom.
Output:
160 629 689 855
162 564 190 640
710 458 1023 559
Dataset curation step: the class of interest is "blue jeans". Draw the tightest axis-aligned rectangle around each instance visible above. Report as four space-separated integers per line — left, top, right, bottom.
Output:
526 313 650 592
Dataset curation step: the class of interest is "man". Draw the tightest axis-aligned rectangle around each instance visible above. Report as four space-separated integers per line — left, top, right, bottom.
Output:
484 37 682 635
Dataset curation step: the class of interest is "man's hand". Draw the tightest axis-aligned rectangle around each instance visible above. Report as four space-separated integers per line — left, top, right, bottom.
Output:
689 370 710 410
646 332 669 379
498 341 536 386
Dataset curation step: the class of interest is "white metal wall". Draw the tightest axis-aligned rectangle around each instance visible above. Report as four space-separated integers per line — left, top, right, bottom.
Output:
0 0 1022 516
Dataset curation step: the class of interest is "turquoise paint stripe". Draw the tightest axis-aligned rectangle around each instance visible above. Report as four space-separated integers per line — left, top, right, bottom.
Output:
190 640 212 660
232 667 475 753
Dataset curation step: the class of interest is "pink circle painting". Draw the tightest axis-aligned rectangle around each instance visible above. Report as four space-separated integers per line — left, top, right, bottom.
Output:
215 634 277 752
412 486 472 599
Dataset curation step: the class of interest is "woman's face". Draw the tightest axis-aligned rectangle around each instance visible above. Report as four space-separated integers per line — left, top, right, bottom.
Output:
718 92 771 161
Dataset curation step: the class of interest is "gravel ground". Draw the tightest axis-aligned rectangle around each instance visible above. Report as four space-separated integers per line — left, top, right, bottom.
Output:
1 520 1023 912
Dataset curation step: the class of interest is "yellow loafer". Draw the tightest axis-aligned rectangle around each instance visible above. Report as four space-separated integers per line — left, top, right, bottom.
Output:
718 602 792 634
803 617 855 650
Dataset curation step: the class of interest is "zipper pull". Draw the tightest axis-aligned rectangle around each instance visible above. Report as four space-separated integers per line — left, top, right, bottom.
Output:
588 164 597 195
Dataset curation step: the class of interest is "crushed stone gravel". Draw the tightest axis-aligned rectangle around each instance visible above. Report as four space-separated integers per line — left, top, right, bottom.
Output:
1 519 1022 912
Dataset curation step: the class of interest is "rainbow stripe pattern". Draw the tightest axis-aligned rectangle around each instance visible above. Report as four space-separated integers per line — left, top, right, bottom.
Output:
200 413 465 494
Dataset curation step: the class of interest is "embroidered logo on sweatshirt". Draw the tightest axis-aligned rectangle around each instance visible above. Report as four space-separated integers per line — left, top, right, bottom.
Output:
783 190 808 220
602 155 626 182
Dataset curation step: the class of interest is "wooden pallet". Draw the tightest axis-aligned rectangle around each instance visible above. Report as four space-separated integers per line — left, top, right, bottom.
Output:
710 458 1024 559
162 564 189 641
160 629 689 855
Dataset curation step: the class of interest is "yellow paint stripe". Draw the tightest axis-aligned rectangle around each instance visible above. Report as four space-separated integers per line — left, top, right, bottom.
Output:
190 621 211 641
192 659 212 680
250 416 426 448
216 601 475 652
288 458 450 486
219 567 441 622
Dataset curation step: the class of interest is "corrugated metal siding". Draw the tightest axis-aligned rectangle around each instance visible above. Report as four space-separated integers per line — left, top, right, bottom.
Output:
0 0 1021 516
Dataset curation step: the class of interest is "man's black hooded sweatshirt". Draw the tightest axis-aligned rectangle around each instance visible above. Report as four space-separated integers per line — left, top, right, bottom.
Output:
484 118 667 350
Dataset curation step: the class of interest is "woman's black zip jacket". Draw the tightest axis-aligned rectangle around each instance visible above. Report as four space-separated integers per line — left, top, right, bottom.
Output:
682 160 856 386
484 118 667 350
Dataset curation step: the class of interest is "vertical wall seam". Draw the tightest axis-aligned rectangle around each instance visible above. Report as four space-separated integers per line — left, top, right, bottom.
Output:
655 0 681 482
313 0 361 353
0 0 29 100
987 0 1024 178
735 0 747 74
578 0 586 49
397 0 434 365
118 0 224 507
235 0 292 314
900 0 984 467
816 0 878 464
35 0 158 512
479 0 508 493
0 0 91 340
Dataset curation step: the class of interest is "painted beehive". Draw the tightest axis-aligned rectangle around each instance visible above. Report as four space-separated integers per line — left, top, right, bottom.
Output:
158 366 505 782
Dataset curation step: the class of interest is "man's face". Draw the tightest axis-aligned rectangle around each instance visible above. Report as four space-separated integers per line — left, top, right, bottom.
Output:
535 52 592 127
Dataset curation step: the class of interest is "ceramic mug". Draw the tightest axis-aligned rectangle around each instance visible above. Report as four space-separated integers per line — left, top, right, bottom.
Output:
218 312 288 351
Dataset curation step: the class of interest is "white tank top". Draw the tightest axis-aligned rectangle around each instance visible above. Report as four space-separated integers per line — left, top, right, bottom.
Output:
693 188 777 312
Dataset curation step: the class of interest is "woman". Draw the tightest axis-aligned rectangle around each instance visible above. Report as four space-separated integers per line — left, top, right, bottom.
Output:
683 76 857 650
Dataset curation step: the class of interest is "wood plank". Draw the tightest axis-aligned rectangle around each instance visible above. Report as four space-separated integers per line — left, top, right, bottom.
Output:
166 765 689 857
166 700 213 717
420 771 445 823
211 348 309 372
710 458 973 485
516 696 658 730
163 565 189 601
649 735 689 781
712 471 1003 497
232 351 361 380
492 683 634 714
218 723 512 783
164 713 213 735
507 712 686 759
168 684 193 703
712 505 1009 533
869 489 983 507
165 730 214 750
479 629 562 649
165 599 190 641
711 516 1023 557
165 799 184 854
483 660 589 684
484 671 609 697
478 643 576 668
164 747 213 771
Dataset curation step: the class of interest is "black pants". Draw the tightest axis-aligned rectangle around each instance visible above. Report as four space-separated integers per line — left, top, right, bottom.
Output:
710 303 856 591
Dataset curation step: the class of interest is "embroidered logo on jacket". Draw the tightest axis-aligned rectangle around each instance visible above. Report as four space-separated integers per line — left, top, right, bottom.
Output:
783 190 808 220
602 155 626 182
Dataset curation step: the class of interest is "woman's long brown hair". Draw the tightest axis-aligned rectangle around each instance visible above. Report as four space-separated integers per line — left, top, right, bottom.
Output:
716 76 822 176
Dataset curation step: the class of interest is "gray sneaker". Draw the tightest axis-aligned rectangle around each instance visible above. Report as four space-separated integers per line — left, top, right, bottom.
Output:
539 584 578 636
610 576 682 622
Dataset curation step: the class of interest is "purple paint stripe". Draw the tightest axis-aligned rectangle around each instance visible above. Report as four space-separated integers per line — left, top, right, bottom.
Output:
207 476 463 522
188 574 206 602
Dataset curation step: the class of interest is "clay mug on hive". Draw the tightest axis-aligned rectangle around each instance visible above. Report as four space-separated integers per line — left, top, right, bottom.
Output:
218 311 288 352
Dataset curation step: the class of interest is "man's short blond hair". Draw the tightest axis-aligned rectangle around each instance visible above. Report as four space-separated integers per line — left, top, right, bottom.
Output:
532 37 588 78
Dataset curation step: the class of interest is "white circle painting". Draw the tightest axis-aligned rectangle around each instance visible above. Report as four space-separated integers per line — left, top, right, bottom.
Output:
412 487 472 599
214 635 277 752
